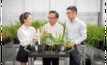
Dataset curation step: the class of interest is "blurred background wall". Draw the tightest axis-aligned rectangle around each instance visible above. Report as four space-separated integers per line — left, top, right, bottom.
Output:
2 0 105 26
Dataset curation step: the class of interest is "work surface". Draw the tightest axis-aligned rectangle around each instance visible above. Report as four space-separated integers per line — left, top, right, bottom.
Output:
28 51 69 58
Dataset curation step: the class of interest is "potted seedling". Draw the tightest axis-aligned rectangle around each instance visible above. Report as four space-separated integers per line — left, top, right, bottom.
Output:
37 29 50 53
2 26 12 45
87 25 104 50
40 29 57 53
8 22 20 44
50 35 65 52
32 20 47 31
63 37 74 52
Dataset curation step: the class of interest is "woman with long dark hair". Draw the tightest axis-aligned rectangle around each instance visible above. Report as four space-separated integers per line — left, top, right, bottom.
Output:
16 12 38 65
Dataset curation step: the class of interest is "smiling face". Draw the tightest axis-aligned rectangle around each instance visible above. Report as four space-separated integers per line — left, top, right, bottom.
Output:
24 15 33 26
48 13 58 26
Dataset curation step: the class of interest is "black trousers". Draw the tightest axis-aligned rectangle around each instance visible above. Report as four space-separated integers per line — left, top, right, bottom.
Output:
43 58 59 65
69 46 81 65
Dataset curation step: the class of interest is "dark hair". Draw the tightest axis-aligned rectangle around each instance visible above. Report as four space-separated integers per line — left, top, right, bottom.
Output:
19 12 31 24
66 6 77 14
49 11 59 18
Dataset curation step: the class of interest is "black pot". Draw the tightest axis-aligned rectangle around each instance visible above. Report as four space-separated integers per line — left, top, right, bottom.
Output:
38 44 45 53
54 45 61 52
13 37 20 44
82 58 91 65
2 38 7 45
86 58 91 65
96 41 104 49
2 37 11 45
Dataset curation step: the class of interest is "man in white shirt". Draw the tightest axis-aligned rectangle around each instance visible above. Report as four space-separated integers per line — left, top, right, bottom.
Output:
66 6 87 65
42 11 64 65
42 13 64 38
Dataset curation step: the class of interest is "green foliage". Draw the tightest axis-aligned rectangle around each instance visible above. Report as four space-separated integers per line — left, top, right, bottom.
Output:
41 29 74 51
3 20 105 48
2 22 21 43
87 25 104 47
59 22 66 36
8 22 21 39
41 29 65 45
50 35 64 45
32 20 47 30
2 26 10 38
2 22 21 39
40 29 50 44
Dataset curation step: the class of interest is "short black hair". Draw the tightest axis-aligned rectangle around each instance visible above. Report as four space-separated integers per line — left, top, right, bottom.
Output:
66 6 77 14
19 12 31 24
49 11 59 18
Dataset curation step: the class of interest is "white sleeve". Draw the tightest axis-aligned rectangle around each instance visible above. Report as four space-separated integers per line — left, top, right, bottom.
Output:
32 28 37 46
75 23 87 45
17 29 33 46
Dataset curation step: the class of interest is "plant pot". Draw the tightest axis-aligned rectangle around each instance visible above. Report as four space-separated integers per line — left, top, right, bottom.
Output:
54 45 61 52
86 58 91 65
2 38 7 45
6 37 11 43
38 44 45 53
82 58 91 65
13 37 20 44
2 37 11 45
96 40 104 50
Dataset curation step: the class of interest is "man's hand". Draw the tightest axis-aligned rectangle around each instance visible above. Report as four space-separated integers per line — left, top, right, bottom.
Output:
64 43 74 48
67 43 73 48
72 42 80 46
72 42 76 46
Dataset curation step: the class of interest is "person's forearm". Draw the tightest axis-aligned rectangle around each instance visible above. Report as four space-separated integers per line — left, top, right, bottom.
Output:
74 36 87 45
20 38 33 46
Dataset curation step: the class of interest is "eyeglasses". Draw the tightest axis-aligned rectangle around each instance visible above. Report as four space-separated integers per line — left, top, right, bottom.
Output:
66 12 72 14
48 17 56 19
66 11 74 15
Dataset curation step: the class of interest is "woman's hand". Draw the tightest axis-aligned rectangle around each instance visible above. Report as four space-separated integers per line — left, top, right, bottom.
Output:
33 37 38 41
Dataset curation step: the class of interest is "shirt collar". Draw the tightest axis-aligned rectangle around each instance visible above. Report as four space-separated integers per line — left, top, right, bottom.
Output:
48 22 58 27
22 24 31 30
70 17 78 23
74 18 78 22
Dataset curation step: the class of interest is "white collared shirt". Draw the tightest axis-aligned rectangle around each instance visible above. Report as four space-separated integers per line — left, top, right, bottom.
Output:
42 22 64 37
66 18 87 44
17 24 37 46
